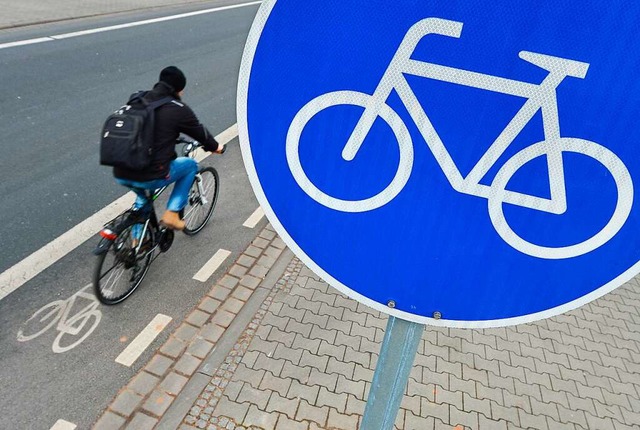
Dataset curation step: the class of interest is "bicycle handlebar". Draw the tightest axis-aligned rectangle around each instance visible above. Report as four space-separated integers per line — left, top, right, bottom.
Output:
178 136 226 156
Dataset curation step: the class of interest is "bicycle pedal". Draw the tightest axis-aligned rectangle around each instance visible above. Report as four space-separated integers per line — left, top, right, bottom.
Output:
159 229 175 253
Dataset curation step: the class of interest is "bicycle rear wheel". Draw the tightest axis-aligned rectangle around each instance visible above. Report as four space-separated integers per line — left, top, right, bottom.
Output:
93 223 153 305
183 167 220 235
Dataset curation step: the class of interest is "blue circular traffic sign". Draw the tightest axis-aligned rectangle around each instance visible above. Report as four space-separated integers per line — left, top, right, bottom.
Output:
238 0 640 327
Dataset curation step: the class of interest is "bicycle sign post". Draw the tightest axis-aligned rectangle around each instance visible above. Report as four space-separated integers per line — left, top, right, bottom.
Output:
239 1 640 428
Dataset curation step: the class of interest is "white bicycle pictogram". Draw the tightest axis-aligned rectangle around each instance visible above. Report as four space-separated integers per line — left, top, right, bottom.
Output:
286 17 633 260
17 284 102 353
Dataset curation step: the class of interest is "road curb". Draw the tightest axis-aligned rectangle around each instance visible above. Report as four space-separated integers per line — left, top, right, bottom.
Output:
93 222 294 430
158 247 294 429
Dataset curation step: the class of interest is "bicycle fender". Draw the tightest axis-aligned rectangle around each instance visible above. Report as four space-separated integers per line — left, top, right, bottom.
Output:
93 238 113 255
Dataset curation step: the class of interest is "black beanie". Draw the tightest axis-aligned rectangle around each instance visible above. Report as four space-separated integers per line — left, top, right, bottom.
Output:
159 66 187 92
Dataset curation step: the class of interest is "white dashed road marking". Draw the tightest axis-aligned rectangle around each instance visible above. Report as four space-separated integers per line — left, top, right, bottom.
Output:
50 419 77 430
193 249 232 282
115 314 172 367
243 207 265 228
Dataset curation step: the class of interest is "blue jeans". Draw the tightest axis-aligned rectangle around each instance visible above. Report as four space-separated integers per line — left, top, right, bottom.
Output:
117 157 198 212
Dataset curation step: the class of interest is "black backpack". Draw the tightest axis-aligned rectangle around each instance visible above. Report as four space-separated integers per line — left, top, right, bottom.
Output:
100 91 173 170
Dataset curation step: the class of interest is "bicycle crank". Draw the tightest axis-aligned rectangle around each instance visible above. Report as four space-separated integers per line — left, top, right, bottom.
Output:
158 228 174 253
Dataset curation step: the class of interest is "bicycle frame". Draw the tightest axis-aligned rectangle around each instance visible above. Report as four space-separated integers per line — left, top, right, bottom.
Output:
119 170 206 252
100 138 204 250
343 18 590 215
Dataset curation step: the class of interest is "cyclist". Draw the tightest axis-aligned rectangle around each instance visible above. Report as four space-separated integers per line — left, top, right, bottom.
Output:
113 66 225 230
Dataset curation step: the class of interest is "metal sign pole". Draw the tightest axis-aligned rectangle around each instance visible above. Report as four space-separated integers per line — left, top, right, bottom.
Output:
361 316 424 430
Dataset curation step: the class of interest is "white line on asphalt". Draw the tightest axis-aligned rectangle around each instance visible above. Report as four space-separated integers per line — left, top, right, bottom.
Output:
193 249 232 282
243 207 264 228
214 123 239 146
0 193 136 301
0 2 262 50
0 124 239 301
0 37 54 49
50 420 77 430
194 123 238 163
116 314 172 367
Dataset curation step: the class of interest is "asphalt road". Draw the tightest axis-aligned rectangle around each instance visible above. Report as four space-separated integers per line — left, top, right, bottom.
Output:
0 2 262 428
0 0 257 273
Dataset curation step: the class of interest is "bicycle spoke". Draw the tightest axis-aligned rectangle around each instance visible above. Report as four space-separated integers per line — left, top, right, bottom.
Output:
201 182 213 195
98 259 122 280
183 167 219 235
192 204 203 222
183 204 198 220
104 261 125 284
184 195 205 228
94 220 153 305
195 205 205 226
104 265 126 297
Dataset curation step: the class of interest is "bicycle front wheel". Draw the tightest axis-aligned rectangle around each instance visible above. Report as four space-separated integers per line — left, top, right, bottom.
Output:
93 224 153 305
183 167 220 235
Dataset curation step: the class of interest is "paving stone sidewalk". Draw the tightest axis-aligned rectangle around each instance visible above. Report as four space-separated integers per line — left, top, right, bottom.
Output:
96 224 640 430
94 223 289 430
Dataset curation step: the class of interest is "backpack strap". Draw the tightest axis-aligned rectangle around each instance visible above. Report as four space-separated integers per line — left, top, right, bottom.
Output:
146 96 174 110
127 90 148 104
127 92 173 110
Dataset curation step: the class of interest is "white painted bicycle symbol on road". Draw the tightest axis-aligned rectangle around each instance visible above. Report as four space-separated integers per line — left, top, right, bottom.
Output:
17 284 102 353
286 17 633 260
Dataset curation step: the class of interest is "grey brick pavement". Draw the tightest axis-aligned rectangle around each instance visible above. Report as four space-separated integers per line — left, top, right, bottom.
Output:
95 223 640 429
94 224 288 429
180 259 640 429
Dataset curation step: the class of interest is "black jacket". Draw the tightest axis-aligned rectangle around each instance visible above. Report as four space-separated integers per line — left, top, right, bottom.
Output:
113 82 220 181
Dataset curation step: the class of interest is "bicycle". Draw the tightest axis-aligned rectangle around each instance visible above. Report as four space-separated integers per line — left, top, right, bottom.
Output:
286 17 633 260
93 137 223 305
